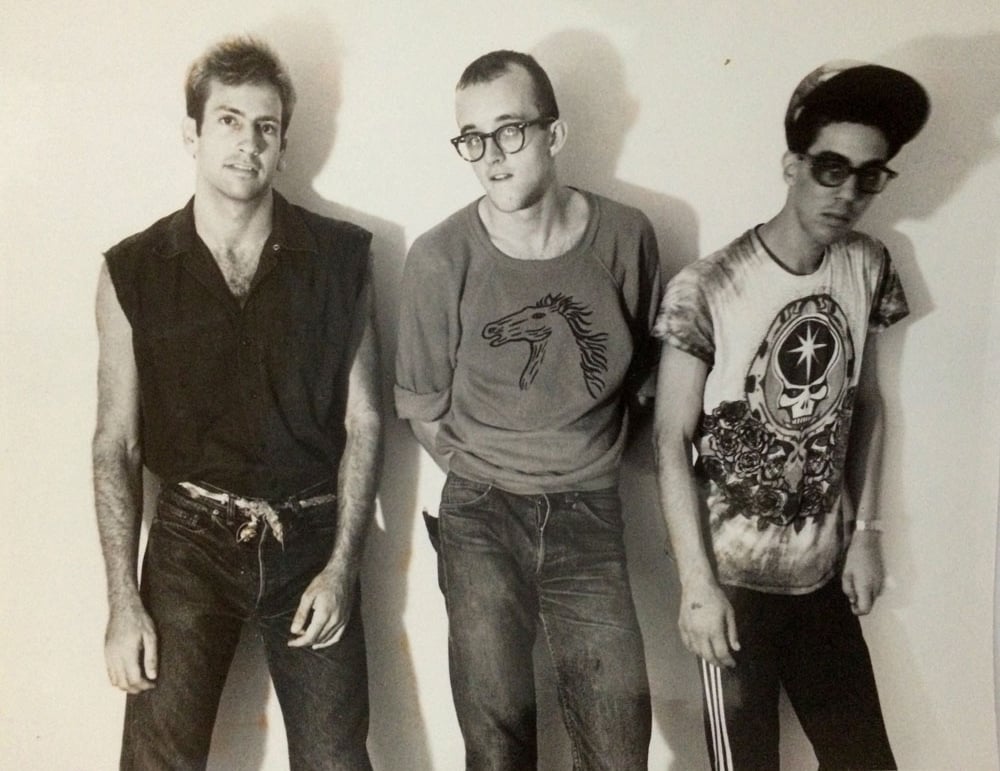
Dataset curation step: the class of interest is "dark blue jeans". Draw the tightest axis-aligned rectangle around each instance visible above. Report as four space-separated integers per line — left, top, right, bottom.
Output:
431 473 651 770
120 485 371 771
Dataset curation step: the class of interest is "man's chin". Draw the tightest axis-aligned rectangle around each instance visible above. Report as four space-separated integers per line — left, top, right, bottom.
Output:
814 216 856 243
484 188 544 215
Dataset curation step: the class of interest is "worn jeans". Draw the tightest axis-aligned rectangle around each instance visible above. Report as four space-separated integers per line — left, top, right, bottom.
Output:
430 472 651 770
120 484 371 771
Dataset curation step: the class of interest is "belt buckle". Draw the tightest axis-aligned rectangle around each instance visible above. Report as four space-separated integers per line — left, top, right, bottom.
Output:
235 519 259 543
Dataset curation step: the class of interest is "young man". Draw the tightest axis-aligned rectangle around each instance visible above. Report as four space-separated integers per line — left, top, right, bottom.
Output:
395 51 659 769
654 62 929 770
93 37 380 770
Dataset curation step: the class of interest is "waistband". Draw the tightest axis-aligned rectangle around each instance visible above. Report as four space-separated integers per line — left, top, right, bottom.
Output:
164 480 337 544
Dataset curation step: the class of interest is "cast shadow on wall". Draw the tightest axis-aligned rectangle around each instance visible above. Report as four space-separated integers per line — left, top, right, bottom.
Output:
201 15 428 771
531 29 705 770
832 31 1000 762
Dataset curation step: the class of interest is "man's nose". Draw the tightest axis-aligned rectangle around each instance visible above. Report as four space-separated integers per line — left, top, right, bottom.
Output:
482 135 505 163
240 127 265 156
835 172 863 201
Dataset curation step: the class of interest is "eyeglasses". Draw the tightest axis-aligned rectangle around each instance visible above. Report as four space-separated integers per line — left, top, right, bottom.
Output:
450 117 555 162
798 152 898 195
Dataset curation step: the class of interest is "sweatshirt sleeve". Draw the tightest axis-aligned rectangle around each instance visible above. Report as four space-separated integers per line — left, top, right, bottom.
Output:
393 230 462 422
625 215 663 393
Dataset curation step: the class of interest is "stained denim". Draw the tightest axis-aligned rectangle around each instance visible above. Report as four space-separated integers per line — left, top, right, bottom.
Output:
120 485 371 771
434 473 651 770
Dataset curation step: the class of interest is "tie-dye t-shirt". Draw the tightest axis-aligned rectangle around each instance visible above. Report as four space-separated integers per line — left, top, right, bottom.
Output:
655 228 907 594
395 190 661 495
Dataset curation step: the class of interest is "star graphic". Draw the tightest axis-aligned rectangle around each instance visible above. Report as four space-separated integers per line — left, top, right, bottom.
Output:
790 322 827 380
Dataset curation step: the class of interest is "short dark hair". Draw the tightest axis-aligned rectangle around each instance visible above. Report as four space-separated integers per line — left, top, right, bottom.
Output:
788 106 895 159
185 36 296 136
457 50 559 120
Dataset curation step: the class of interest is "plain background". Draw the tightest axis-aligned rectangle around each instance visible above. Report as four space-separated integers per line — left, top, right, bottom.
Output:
2 1 999 768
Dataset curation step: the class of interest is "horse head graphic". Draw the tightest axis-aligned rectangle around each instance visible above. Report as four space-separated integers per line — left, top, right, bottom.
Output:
482 293 608 397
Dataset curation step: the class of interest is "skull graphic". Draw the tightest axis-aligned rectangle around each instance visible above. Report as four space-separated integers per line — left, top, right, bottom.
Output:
746 294 854 438
774 316 840 422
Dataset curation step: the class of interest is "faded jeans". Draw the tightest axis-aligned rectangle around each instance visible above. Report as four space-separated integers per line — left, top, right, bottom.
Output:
120 484 371 771
430 472 651 770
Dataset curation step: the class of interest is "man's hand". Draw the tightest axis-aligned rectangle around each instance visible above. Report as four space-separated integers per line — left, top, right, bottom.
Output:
105 599 158 694
679 578 740 668
288 564 356 649
842 531 884 615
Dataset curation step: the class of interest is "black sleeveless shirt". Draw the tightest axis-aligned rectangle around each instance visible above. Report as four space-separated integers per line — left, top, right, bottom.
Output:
105 193 372 498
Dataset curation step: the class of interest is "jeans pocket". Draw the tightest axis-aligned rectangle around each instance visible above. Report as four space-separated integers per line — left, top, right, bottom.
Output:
438 476 501 556
440 473 493 512
575 489 623 530
155 496 212 534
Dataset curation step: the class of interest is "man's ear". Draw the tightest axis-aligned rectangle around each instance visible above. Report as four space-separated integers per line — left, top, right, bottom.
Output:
781 150 801 186
548 119 568 157
182 117 198 157
277 137 288 171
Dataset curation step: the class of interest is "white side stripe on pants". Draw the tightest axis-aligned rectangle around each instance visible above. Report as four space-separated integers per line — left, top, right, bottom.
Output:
701 659 734 771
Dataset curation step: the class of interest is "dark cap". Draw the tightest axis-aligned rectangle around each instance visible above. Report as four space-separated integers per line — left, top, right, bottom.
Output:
785 61 930 158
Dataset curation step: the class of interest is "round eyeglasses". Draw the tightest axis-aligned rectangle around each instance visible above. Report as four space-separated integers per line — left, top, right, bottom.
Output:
450 117 556 162
798 152 898 195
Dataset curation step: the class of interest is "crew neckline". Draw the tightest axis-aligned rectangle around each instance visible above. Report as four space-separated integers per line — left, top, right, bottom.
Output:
468 188 600 271
752 224 828 277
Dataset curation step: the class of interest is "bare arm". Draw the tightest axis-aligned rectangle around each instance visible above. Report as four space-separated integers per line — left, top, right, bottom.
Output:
290 273 383 648
654 345 739 667
93 262 157 692
407 418 450 474
841 341 886 615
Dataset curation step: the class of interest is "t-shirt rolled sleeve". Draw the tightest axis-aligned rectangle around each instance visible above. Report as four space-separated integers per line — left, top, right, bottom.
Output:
652 267 716 365
393 232 461 422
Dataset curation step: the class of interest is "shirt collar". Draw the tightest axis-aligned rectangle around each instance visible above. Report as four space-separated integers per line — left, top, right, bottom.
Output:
156 191 319 258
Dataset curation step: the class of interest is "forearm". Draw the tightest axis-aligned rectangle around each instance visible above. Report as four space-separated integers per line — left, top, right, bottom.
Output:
327 285 383 579
839 347 888 612
845 347 887 528
653 346 716 588
93 435 143 610
655 436 716 589
654 377 739 663
93 261 144 612
327 406 382 578
847 404 884 527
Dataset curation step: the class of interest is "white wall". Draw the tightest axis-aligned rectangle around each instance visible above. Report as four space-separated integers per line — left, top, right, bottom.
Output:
2 1 998 768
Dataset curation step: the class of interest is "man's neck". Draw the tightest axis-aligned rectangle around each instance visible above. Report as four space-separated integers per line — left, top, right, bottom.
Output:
757 211 826 275
480 185 587 261
192 185 274 255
